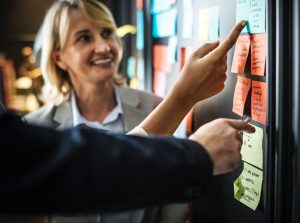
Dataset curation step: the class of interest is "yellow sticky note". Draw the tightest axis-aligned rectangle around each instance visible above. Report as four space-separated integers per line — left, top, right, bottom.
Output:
233 162 263 210
198 8 209 41
241 125 263 169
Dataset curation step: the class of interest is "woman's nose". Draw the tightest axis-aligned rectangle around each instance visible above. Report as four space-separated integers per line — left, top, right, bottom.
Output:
94 37 111 54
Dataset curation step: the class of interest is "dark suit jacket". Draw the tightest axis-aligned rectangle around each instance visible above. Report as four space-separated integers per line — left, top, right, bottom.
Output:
0 113 213 214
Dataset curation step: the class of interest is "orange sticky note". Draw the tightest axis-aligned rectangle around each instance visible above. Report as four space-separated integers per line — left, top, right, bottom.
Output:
180 46 193 70
137 0 143 9
251 81 267 125
153 70 167 97
231 35 251 74
153 45 172 73
232 76 251 116
251 33 266 76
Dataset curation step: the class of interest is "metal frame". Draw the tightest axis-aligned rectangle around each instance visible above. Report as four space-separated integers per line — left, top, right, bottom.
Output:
266 0 276 222
274 0 294 222
143 0 153 91
292 0 300 222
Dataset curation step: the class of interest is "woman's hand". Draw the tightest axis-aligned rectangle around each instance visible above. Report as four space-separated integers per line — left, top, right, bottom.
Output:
140 21 247 135
170 20 247 107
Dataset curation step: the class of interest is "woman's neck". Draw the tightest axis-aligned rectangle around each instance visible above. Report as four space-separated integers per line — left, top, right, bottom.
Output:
73 81 116 123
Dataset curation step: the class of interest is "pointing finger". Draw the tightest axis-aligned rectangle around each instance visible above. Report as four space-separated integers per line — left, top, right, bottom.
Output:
227 119 256 133
210 20 247 59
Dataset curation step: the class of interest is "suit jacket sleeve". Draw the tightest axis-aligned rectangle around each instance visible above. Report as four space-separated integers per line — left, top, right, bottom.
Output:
0 113 213 214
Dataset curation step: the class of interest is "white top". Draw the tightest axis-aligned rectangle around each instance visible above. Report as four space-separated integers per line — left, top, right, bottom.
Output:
71 89 124 133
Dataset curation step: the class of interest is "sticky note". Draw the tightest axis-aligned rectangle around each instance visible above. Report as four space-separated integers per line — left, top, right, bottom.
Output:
153 70 167 97
234 162 263 210
182 9 193 38
241 124 264 169
152 8 177 38
198 7 220 41
183 0 192 9
136 10 144 50
236 0 251 33
251 33 266 76
151 0 176 14
251 81 267 125
153 45 172 73
249 0 266 34
137 58 145 90
180 46 193 70
137 0 143 9
208 7 220 41
231 34 251 73
168 36 178 64
127 56 136 79
130 77 139 89
232 76 251 116
198 8 209 41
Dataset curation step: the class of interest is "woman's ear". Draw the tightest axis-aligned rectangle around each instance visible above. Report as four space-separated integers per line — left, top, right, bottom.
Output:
52 51 68 70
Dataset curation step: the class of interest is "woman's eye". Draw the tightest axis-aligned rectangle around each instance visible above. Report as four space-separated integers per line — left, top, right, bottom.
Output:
101 28 113 38
77 34 90 42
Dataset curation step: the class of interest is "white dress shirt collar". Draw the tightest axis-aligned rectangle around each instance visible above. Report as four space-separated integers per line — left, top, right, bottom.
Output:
71 87 123 131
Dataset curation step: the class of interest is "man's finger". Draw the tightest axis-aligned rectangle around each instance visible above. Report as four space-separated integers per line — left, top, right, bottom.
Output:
227 119 256 133
194 41 220 58
210 20 247 59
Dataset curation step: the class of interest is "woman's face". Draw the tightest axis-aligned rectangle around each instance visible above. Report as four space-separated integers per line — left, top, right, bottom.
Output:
54 9 122 86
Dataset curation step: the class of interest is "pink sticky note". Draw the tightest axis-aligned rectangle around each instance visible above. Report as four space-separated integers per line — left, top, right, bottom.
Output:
180 46 193 70
232 76 251 116
153 45 172 73
251 81 267 125
231 34 251 74
251 33 266 76
153 70 167 97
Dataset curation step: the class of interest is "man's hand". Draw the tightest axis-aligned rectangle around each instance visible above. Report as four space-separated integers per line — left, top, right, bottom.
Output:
189 118 255 175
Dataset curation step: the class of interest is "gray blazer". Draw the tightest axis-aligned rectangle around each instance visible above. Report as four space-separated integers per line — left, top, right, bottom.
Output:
24 86 161 132
22 86 187 223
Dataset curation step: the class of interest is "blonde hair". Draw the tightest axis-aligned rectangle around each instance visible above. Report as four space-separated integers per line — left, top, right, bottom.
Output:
40 0 119 105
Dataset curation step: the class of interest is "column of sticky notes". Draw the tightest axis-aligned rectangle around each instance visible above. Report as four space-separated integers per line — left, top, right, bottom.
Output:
231 0 266 211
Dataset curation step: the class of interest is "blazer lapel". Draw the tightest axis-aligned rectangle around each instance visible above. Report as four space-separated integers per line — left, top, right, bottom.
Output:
53 100 74 130
116 86 148 132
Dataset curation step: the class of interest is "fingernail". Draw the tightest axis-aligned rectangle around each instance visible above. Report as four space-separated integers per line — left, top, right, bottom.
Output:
241 20 247 27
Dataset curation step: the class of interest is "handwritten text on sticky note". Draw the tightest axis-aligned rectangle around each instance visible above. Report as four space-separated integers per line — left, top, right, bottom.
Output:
251 81 267 125
231 35 251 73
241 124 263 169
249 0 266 34
251 33 266 76
232 76 251 116
236 0 251 33
234 162 263 210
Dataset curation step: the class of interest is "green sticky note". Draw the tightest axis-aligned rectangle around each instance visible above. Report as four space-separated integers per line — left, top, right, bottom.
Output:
234 178 245 200
236 0 251 33
241 124 263 169
249 0 266 34
127 56 136 79
233 162 263 210
208 6 220 41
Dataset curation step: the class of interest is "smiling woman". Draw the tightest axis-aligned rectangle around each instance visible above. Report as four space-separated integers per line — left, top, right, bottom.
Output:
23 0 187 223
